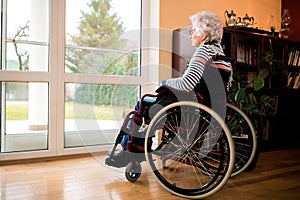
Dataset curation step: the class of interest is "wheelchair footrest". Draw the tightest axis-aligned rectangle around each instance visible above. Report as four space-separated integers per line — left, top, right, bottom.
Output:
105 150 130 168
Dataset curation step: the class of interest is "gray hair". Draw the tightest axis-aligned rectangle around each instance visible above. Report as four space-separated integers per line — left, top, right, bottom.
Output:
189 11 223 43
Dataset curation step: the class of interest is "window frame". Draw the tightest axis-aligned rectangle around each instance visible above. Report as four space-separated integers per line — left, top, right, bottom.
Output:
0 0 159 161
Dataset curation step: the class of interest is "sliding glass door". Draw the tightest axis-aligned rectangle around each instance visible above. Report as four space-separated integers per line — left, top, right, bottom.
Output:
0 0 146 160
1 0 49 153
64 0 142 148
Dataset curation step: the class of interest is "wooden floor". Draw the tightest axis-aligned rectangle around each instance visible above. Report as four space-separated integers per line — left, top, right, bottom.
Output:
0 148 300 200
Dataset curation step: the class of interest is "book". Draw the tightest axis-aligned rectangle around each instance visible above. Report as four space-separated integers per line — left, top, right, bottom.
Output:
293 73 300 89
287 72 296 88
292 49 299 66
236 42 245 63
287 72 293 87
287 72 300 89
288 49 295 65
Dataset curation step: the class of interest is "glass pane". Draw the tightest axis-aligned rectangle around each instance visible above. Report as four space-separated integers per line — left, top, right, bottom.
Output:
5 42 49 71
65 0 141 75
64 83 140 148
3 0 49 71
1 82 49 152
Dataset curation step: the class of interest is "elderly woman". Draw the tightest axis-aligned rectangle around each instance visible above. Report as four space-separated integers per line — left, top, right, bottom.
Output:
164 11 232 90
106 11 233 167
163 11 232 104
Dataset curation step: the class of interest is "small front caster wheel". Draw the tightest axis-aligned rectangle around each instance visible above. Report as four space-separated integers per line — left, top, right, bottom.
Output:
125 161 142 182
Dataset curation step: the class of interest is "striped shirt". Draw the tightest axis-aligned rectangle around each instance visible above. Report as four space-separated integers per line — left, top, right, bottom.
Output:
165 43 232 92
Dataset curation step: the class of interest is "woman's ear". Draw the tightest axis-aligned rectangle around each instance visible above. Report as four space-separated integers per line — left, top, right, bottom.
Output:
202 31 209 41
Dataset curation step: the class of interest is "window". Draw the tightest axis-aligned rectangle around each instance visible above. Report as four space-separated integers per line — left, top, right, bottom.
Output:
64 83 139 147
64 0 142 147
65 0 141 75
0 0 145 159
2 0 49 72
1 82 48 152
1 0 50 154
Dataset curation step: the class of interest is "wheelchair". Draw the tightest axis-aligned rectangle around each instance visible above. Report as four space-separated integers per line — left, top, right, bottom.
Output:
104 84 258 199
225 102 257 177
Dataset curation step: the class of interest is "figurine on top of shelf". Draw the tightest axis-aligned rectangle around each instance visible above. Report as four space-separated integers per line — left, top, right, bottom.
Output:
224 10 237 27
242 13 254 27
280 9 292 38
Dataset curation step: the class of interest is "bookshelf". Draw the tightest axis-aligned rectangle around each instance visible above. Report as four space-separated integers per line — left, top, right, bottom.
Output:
223 28 300 150
172 26 300 150
286 46 300 89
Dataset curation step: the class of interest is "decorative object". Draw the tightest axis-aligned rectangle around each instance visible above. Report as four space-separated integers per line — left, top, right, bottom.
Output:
224 11 255 28
224 10 278 36
280 9 292 38
268 15 276 35
242 13 254 27
224 10 237 27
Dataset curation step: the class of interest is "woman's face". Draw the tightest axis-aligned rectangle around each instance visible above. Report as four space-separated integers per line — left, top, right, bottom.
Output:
189 27 205 47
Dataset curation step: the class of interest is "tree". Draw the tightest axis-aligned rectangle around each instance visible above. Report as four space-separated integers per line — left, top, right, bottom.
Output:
67 0 139 106
10 21 30 71
66 0 126 74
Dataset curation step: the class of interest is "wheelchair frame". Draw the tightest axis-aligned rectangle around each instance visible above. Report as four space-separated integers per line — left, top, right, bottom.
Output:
105 87 257 199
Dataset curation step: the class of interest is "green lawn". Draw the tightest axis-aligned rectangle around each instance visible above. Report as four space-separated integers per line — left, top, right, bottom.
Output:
65 102 127 120
6 101 128 120
6 101 28 120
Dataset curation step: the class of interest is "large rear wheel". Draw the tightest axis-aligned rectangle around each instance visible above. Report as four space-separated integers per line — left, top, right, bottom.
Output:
225 103 257 177
145 101 235 199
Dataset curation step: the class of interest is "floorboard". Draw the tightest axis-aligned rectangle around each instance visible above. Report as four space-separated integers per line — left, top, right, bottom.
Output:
0 148 299 199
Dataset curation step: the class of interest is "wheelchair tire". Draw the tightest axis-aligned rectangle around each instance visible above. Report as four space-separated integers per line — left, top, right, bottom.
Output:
144 101 235 199
225 103 257 177
125 161 142 182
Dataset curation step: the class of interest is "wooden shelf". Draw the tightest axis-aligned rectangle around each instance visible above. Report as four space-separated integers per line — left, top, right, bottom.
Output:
172 27 300 150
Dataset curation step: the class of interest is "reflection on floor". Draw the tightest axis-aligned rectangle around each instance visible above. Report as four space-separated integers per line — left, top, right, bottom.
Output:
0 147 299 199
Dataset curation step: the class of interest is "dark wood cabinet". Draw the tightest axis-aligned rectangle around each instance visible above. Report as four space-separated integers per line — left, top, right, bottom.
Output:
172 26 194 77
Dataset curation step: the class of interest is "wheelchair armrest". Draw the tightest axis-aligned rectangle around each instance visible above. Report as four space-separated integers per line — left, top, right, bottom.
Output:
156 85 204 104
139 93 159 113
154 85 175 94
212 55 236 64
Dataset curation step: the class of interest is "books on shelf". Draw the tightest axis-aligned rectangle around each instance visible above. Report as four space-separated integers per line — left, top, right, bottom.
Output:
293 73 300 89
236 42 257 66
287 72 300 89
288 49 300 66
